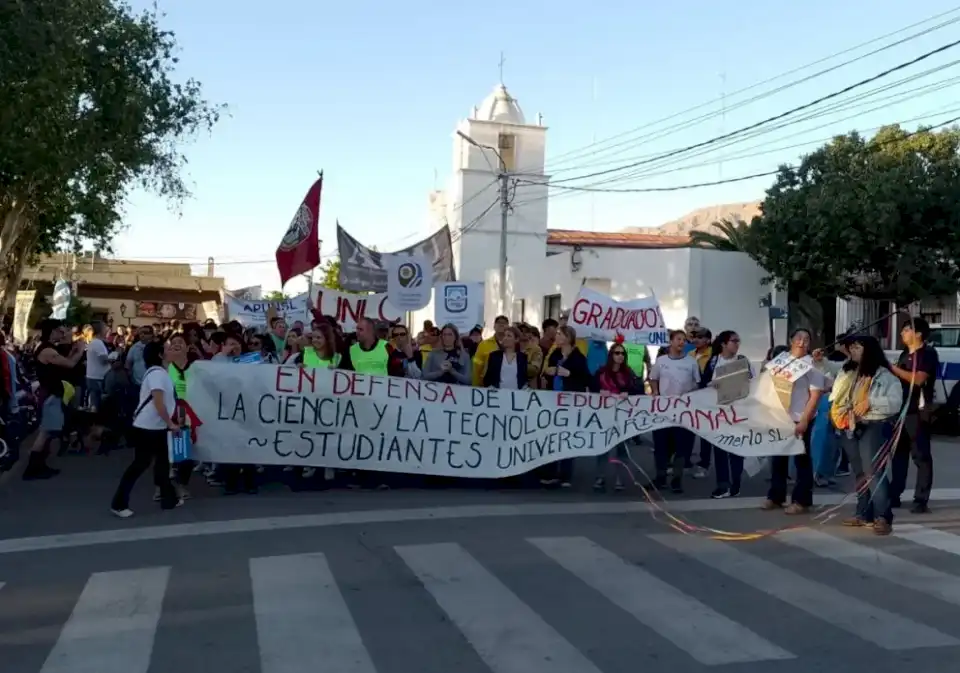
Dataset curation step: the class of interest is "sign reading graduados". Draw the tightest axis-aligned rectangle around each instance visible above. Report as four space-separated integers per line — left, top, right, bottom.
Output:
185 363 802 477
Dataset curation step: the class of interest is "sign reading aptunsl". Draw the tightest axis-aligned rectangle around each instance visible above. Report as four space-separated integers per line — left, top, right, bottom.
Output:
224 293 309 328
185 363 802 476
568 286 669 346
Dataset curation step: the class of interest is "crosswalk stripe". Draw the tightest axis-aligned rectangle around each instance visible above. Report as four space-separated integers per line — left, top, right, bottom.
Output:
650 533 958 650
396 542 603 673
38 566 169 673
249 553 376 673
779 529 960 606
529 536 795 666
894 524 960 556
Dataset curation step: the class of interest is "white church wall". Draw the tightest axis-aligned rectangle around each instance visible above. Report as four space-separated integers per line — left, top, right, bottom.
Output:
687 247 776 361
486 247 694 334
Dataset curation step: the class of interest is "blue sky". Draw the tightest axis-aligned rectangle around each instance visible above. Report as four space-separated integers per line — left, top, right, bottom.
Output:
113 0 960 293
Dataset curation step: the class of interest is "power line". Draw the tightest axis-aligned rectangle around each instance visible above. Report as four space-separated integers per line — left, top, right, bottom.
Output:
514 7 960 174
515 114 960 195
564 66 960 192
540 38 960 187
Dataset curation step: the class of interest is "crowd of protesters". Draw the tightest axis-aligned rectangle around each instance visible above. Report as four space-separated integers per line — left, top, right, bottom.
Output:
0 304 940 535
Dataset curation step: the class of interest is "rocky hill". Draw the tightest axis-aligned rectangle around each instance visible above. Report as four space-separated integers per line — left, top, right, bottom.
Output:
624 201 761 236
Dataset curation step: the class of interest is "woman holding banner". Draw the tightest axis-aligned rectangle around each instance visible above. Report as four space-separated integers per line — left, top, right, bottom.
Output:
593 337 643 492
422 324 471 385
483 326 528 390
541 326 591 487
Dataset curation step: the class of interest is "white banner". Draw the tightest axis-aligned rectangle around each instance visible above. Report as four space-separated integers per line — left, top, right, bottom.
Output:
434 282 483 332
50 279 71 320
224 294 309 328
312 287 402 332
13 290 36 344
185 363 802 476
569 286 669 346
384 252 432 310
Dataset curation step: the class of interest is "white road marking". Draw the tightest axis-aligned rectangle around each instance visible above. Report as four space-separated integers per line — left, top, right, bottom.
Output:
1 489 959 554
250 552 375 673
651 533 957 650
779 528 960 606
396 541 603 673
530 536 794 665
38 567 169 673
894 524 960 556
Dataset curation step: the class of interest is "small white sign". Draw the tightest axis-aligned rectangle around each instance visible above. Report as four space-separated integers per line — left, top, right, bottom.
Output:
764 351 813 383
384 252 432 311
434 282 483 332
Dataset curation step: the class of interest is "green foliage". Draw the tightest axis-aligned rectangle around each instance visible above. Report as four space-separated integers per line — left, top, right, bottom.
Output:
319 257 341 290
262 290 289 301
688 218 754 253
0 0 223 305
743 124 960 304
65 298 95 326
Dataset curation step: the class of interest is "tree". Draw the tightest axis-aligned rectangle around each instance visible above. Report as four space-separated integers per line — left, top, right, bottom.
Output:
262 290 289 301
0 0 222 309
688 218 755 253
742 124 960 306
319 257 342 290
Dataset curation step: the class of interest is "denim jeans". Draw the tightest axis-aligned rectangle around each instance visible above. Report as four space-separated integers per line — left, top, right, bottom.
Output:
842 422 893 524
595 443 626 479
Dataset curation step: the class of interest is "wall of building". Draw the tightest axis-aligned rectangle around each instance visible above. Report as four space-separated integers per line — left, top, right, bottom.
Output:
486 245 777 360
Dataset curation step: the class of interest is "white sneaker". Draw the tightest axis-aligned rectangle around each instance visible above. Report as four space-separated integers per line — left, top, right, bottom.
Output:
302 467 316 478
692 466 708 479
111 508 134 518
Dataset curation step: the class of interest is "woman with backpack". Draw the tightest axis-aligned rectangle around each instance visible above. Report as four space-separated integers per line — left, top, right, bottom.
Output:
700 330 753 498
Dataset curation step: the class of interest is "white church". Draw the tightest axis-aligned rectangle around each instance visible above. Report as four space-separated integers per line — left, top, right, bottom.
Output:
412 82 787 360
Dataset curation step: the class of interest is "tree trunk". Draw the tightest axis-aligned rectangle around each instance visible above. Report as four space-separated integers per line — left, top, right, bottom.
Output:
787 289 836 349
0 211 37 312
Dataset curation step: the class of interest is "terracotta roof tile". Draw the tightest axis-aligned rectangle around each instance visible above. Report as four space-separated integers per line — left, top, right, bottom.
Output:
546 229 691 249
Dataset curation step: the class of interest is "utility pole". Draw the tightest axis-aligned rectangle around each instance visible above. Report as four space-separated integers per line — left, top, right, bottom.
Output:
457 130 510 317
498 157 509 317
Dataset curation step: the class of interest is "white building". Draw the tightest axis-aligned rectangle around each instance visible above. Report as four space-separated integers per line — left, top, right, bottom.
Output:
414 83 786 360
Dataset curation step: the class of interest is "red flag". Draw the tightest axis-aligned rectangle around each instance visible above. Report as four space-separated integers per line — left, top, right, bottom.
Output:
276 175 323 286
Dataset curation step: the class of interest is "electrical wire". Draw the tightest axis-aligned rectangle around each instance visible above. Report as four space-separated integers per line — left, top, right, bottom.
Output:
545 66 960 182
516 7 960 175
509 112 960 202
542 38 960 187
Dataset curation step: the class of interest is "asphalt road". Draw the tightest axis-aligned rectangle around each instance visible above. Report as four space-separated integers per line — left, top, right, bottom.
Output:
3 443 960 672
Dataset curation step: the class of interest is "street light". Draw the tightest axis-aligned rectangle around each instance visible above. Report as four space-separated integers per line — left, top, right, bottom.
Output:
457 130 509 317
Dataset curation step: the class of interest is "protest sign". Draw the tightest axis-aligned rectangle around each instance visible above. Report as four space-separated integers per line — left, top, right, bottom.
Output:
712 358 752 405
764 351 813 383
13 290 36 344
384 252 432 310
312 287 403 332
185 363 803 477
224 293 309 328
434 282 483 332
569 287 669 346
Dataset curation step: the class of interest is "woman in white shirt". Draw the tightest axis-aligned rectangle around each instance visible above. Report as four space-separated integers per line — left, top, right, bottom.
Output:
648 330 701 494
762 328 825 515
110 340 181 517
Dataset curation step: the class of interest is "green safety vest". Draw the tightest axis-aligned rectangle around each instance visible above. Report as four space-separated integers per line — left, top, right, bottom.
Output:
167 363 188 426
168 363 187 400
624 343 646 379
349 340 389 376
302 346 340 369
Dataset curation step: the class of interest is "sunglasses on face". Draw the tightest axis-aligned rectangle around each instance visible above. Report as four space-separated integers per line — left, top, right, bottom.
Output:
393 332 407 338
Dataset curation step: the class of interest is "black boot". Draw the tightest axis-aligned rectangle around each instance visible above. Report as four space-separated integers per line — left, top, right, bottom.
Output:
22 451 60 480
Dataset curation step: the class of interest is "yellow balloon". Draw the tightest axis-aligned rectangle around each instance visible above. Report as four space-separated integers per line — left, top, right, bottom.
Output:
62 381 75 406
